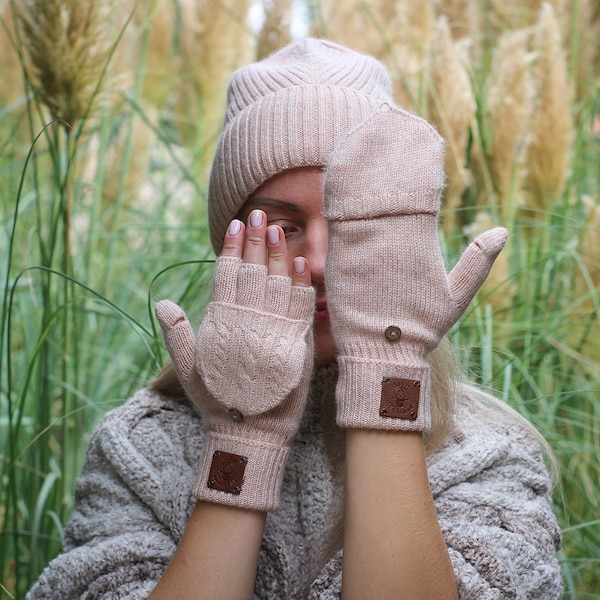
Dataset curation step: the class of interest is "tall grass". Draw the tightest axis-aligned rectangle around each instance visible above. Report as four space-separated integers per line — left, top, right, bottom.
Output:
1 0 599 598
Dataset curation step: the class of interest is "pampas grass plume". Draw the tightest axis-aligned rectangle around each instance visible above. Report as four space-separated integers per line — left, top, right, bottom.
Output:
427 16 475 226
569 0 600 102
522 2 573 218
17 0 119 128
178 0 253 166
434 0 481 41
257 0 292 59
311 0 434 111
486 29 535 219
0 4 25 106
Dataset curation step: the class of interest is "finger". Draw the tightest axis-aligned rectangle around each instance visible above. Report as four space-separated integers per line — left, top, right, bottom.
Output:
447 227 508 311
267 225 290 276
155 299 195 381
211 255 241 304
220 219 245 258
292 257 312 288
243 209 267 265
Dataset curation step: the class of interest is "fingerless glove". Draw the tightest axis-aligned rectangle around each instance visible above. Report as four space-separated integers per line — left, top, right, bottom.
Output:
156 256 315 510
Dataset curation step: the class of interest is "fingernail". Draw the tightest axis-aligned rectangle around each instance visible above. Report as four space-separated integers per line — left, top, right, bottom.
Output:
293 258 306 275
228 219 242 236
249 210 263 228
267 225 280 245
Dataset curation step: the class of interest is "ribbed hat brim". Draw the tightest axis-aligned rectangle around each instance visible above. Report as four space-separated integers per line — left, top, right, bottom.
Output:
208 85 388 253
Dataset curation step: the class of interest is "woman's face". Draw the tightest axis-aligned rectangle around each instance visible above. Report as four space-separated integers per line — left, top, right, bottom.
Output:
239 166 336 366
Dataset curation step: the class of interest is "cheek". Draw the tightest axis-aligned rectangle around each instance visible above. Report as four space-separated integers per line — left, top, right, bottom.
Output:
284 237 306 261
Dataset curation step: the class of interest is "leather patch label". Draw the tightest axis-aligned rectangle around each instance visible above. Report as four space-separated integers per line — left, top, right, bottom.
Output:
207 451 247 495
380 377 420 420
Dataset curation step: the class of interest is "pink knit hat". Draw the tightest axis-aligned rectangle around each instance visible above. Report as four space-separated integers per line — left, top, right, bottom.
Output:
207 38 394 253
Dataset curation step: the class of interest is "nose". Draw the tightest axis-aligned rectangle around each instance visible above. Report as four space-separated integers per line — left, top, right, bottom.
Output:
305 217 328 287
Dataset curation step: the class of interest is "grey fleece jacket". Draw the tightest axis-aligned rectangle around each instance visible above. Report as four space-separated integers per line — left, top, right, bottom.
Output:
28 367 563 599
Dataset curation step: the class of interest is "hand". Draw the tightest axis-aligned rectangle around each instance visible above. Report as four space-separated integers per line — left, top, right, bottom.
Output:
155 211 315 510
323 105 507 431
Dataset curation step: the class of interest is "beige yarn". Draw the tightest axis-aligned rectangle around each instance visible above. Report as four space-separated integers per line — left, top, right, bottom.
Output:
323 106 508 431
155 257 315 511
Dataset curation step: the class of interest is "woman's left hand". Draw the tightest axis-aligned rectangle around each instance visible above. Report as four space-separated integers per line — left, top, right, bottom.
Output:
323 105 507 431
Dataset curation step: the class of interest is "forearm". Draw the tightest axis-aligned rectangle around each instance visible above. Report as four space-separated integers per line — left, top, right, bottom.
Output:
149 501 266 600
342 429 457 600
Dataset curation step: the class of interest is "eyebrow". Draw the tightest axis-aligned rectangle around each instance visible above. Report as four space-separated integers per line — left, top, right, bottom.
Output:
242 197 301 214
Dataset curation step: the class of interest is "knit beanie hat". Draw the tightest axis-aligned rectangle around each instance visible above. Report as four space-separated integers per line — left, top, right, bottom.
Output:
207 38 394 253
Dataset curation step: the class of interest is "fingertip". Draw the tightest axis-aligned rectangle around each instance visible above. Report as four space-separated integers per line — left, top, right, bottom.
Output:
474 226 509 256
267 224 282 246
155 299 186 328
221 219 245 257
292 257 312 287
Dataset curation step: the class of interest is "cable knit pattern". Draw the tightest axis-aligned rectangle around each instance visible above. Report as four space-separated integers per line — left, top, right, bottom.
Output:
197 258 313 414
28 369 563 599
155 256 315 511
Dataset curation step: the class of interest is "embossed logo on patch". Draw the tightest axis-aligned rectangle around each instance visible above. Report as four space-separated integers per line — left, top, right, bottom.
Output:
380 377 420 420
207 451 247 495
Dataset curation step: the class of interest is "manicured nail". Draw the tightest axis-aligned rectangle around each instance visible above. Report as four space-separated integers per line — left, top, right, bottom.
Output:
293 257 306 275
249 210 263 228
267 225 280 245
228 219 242 236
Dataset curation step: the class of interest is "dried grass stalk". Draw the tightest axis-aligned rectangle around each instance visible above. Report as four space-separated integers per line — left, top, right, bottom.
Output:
522 3 574 219
311 0 433 111
0 3 25 106
427 16 475 226
17 0 119 128
178 0 254 163
486 29 535 219
257 0 292 60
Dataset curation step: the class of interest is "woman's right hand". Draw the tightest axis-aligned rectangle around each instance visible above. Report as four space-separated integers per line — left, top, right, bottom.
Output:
155 211 315 512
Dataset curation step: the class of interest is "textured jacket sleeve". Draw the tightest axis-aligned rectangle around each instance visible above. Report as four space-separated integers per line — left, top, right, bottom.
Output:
428 397 563 600
27 389 202 600
307 395 563 599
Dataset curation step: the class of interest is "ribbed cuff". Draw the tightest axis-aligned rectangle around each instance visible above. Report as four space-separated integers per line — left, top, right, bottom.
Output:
335 356 431 431
194 433 290 512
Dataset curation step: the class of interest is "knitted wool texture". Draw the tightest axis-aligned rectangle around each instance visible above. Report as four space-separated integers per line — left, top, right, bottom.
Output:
27 372 563 598
207 38 394 254
324 106 508 431
155 257 315 511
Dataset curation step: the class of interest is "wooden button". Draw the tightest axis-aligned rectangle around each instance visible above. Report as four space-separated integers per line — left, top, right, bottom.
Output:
228 408 244 422
384 325 402 341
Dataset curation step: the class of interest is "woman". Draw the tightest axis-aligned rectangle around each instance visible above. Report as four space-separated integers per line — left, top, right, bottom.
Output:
29 39 562 599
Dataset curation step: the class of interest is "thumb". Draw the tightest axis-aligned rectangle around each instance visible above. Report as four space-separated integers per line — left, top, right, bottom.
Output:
447 227 508 312
155 299 195 381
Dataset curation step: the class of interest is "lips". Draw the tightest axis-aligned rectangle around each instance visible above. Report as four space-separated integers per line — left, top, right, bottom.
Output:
314 298 329 321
